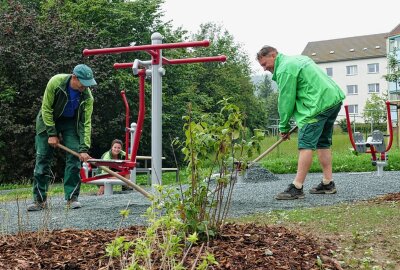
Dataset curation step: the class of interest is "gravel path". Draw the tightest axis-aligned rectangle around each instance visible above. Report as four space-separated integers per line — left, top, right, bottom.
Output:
1 170 399 235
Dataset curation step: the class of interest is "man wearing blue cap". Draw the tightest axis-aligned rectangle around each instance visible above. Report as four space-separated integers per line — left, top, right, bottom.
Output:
28 64 97 211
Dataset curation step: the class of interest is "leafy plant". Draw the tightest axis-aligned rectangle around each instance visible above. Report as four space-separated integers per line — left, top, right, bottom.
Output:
106 186 217 270
173 98 263 237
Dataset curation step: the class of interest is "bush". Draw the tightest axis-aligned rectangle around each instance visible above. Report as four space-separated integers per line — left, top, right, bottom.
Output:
337 119 388 134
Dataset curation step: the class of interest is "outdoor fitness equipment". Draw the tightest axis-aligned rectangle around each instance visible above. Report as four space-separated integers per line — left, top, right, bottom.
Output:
79 85 145 195
81 32 226 194
344 101 394 176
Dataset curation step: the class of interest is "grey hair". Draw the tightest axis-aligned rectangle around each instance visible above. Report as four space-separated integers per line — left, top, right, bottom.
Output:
256 46 278 60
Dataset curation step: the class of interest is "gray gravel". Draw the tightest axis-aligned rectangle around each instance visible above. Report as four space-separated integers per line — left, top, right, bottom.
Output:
1 170 399 235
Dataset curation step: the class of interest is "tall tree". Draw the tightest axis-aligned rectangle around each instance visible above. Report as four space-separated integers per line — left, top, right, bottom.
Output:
0 0 167 182
0 0 99 181
255 74 274 100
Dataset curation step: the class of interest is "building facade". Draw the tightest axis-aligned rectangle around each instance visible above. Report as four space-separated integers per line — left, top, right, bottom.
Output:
302 33 388 122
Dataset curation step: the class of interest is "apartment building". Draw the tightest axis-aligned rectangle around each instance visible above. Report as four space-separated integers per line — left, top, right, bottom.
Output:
302 33 388 122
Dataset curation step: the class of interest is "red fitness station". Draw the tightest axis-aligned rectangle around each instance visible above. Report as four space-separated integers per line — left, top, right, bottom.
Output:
80 32 226 197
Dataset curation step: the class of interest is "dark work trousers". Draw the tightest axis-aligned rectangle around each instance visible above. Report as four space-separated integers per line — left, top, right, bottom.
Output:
33 117 81 202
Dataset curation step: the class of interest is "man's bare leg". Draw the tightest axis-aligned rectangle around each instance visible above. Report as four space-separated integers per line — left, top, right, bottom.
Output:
317 148 332 182
293 149 313 188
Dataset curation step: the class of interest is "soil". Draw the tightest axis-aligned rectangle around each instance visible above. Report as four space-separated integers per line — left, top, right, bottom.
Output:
1 193 398 270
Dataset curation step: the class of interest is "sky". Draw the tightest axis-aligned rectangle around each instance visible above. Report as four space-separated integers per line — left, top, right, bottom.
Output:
161 0 400 75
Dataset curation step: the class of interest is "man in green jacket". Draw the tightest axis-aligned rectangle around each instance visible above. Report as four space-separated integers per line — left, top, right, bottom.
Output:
257 46 345 200
28 64 97 211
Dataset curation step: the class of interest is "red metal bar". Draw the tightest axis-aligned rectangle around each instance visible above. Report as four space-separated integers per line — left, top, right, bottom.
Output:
120 90 130 158
162 55 227 64
344 105 357 150
345 102 394 154
81 169 130 183
130 69 146 162
83 40 210 56
371 147 377 161
114 63 134 69
385 101 393 152
113 55 227 69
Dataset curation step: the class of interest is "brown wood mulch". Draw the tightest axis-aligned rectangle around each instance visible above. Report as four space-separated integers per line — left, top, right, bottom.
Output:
1 193 398 270
0 223 339 270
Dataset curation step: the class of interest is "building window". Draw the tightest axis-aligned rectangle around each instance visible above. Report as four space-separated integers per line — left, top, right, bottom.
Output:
348 105 358 114
347 85 358 95
368 83 380 93
389 81 399 94
346 65 358 76
367 63 379 73
389 37 400 61
326 67 333 77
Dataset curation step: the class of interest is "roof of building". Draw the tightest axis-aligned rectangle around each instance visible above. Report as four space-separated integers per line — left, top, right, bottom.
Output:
301 33 387 63
388 23 400 37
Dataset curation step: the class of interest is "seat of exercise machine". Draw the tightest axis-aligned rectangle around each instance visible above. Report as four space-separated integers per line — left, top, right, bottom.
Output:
353 130 386 153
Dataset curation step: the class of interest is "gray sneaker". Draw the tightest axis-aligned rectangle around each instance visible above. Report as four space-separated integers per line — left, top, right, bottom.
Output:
309 181 337 194
27 201 47 211
275 184 305 200
67 198 82 209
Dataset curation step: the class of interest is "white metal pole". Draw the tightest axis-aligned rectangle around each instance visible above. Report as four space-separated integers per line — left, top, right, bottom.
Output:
151 32 163 186
130 122 137 184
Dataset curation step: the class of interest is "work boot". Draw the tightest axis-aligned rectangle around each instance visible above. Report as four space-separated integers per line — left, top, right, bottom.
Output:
67 197 82 209
275 184 305 200
27 201 47 211
309 181 337 194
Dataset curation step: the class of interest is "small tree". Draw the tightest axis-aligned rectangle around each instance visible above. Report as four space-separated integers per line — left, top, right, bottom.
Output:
362 93 387 125
177 98 263 237
384 48 400 90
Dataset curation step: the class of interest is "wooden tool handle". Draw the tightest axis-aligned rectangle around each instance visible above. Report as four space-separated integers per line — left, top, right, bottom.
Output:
249 126 298 167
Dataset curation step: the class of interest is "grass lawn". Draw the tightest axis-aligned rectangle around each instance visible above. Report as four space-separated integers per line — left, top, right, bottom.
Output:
1 130 398 200
233 197 400 270
257 130 400 174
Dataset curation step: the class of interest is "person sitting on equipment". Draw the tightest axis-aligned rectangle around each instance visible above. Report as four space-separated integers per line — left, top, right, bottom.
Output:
97 139 128 195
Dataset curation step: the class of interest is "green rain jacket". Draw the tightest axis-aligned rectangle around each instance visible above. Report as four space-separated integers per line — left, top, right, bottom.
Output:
35 74 94 153
272 53 345 133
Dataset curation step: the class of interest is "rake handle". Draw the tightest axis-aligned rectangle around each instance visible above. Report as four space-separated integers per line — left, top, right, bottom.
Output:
249 126 298 167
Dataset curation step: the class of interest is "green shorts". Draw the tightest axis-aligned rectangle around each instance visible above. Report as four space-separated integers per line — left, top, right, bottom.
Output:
298 103 342 150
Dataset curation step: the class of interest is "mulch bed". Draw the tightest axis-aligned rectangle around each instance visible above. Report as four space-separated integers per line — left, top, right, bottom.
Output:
1 193 398 270
0 223 339 270
373 192 400 202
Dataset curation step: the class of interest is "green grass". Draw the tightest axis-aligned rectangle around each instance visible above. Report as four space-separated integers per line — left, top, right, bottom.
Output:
257 132 400 173
1 131 398 201
233 200 400 269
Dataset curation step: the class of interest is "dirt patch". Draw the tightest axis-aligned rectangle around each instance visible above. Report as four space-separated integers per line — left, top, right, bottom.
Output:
0 223 341 270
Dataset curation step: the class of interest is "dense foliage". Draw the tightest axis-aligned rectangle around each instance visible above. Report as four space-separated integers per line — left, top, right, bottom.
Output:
0 0 266 183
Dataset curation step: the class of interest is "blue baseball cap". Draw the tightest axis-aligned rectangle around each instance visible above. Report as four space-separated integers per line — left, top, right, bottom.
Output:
73 64 97 87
